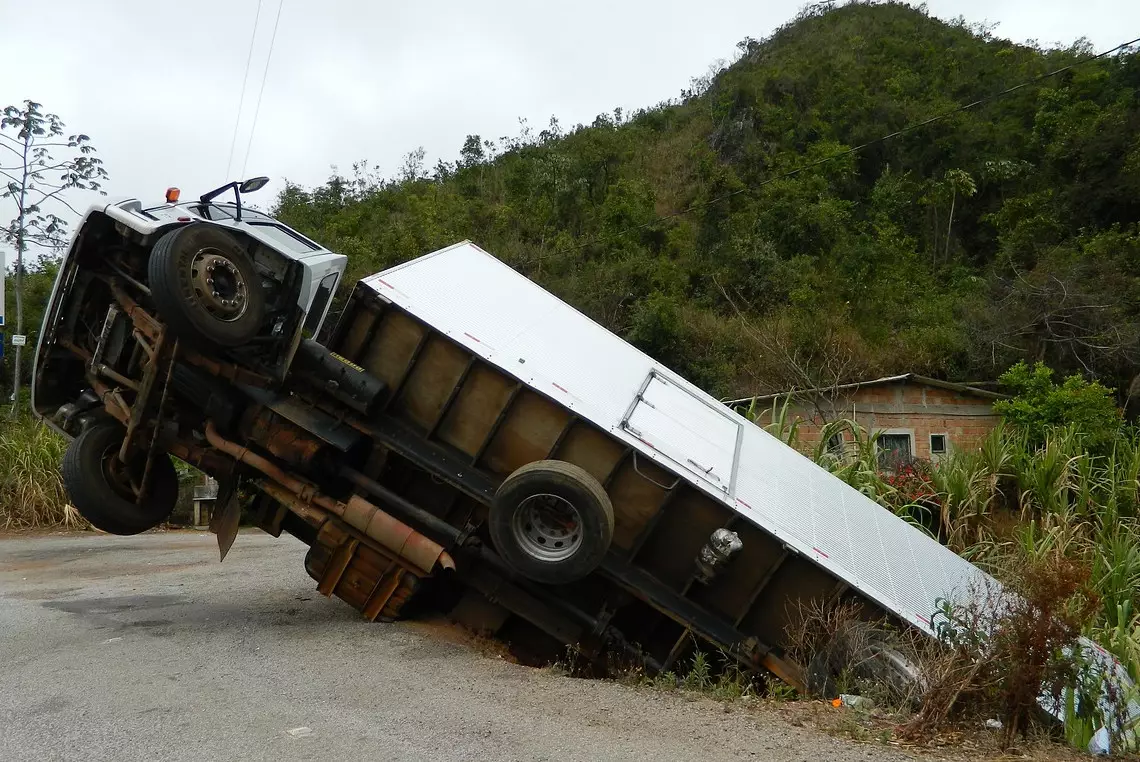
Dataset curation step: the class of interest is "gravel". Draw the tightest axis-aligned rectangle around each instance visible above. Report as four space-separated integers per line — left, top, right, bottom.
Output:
0 530 929 762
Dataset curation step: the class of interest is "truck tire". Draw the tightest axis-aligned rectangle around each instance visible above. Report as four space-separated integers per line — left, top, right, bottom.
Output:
148 223 266 347
489 460 614 585
61 422 179 535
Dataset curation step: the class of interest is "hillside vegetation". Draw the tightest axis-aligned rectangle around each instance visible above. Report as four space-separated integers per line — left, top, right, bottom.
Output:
273 1 1140 403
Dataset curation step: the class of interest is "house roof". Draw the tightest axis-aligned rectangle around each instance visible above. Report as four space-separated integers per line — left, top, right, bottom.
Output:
723 373 1008 407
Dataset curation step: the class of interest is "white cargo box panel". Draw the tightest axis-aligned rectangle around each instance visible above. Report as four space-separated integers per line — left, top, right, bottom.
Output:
361 241 993 633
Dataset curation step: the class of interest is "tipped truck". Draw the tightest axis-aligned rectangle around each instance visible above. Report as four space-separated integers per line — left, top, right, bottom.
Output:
32 184 1136 726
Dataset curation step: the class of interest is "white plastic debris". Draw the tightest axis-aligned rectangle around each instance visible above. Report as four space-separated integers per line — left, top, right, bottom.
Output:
984 718 1002 730
1088 726 1110 756
286 727 313 738
839 694 874 710
102 637 123 644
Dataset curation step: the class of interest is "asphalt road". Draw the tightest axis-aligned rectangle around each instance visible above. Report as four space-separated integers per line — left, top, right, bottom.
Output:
0 530 921 762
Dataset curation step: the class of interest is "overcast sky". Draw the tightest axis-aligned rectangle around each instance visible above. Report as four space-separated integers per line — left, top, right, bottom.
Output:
1 0 1138 260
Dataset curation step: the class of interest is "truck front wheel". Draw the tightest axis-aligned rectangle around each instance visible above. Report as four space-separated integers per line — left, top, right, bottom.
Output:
148 223 266 347
489 460 614 585
61 422 179 535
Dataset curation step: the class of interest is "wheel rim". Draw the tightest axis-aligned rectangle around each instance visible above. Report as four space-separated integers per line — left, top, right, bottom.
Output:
99 442 140 503
189 247 248 321
510 493 583 562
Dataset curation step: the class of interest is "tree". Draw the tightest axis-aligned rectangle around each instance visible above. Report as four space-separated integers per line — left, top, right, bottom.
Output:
993 361 1122 452
1 100 108 416
941 168 976 263
270 4 1140 401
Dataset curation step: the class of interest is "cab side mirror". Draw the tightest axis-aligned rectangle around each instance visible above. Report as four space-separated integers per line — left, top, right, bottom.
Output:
240 177 270 194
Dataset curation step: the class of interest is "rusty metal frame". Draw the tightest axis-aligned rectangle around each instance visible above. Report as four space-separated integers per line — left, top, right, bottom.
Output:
362 566 408 622
316 538 359 596
138 338 179 501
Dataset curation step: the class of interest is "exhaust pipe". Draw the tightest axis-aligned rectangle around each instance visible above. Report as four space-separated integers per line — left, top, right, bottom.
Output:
204 421 454 574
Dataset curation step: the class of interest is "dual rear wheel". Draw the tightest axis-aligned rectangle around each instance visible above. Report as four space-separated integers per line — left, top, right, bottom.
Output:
488 460 615 585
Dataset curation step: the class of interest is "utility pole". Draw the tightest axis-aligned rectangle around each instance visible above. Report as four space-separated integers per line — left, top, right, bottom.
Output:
10 135 28 419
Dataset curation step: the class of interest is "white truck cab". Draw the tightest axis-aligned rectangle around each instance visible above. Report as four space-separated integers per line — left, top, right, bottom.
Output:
100 184 346 341
32 177 347 434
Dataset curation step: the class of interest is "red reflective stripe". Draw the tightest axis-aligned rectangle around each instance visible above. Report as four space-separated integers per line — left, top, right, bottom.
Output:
916 614 930 625
736 498 753 510
463 332 481 343
552 382 569 394
637 437 654 449
376 278 393 289
813 547 829 559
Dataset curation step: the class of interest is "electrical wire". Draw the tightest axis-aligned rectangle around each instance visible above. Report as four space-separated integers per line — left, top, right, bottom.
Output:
224 0 263 180
240 0 285 180
565 34 1140 252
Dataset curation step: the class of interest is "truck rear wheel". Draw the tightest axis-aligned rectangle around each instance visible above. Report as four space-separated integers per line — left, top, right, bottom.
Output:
61 422 179 535
148 223 266 347
489 460 614 585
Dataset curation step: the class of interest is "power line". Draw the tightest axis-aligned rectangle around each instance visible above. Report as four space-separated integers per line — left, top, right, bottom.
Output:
224 0 264 180
241 0 285 180
566 34 1140 252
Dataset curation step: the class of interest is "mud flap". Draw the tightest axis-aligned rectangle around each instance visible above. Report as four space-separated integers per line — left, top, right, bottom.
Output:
209 477 241 561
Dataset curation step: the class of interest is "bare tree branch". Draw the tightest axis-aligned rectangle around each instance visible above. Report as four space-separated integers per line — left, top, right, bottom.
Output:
27 187 83 217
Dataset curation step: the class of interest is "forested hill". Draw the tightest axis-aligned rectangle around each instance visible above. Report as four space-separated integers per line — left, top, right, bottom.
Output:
273 1 1140 401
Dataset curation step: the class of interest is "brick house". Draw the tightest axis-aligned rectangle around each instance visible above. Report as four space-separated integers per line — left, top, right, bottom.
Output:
730 374 1006 465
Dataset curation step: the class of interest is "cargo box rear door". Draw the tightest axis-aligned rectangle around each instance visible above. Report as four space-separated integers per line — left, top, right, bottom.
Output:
621 370 742 496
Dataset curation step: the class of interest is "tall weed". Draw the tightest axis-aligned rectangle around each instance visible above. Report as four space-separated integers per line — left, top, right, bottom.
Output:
0 417 80 529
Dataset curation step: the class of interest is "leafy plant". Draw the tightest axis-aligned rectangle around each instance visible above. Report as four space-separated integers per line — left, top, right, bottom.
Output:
995 362 1123 453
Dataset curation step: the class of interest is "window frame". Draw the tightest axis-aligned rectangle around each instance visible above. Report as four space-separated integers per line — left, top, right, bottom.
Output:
245 220 321 253
875 428 915 470
826 431 845 458
302 271 340 338
929 432 949 457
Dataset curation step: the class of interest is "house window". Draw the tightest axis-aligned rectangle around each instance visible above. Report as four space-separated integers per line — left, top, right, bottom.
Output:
877 431 913 469
930 433 948 456
826 432 845 457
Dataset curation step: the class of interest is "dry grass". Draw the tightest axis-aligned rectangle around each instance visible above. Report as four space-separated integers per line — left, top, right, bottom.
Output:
0 416 87 530
786 599 929 716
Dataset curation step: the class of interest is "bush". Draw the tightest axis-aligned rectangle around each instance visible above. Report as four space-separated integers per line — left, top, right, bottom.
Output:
994 361 1122 453
904 551 1102 747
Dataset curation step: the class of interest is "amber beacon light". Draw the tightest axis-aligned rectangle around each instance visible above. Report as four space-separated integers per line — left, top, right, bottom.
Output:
165 187 181 203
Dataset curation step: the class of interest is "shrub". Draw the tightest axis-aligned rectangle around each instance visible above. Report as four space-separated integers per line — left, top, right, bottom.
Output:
904 551 1102 747
994 361 1122 453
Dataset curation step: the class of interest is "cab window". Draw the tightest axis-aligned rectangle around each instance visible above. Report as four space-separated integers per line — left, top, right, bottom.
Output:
302 272 339 338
